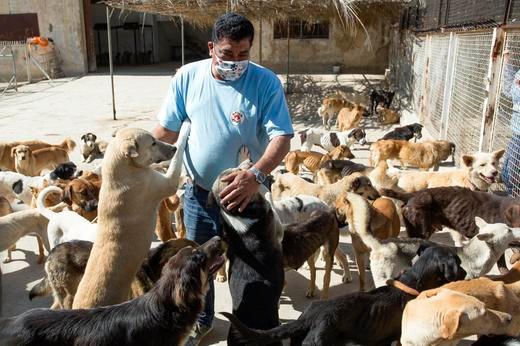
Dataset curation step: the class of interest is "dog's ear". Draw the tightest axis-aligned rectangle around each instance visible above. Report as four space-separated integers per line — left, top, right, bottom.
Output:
11 147 17 158
81 134 86 141
461 155 474 168
504 204 520 227
474 216 488 230
439 309 461 340
416 243 432 256
330 133 340 148
62 184 73 205
91 134 97 142
121 139 139 158
350 176 361 191
492 149 506 161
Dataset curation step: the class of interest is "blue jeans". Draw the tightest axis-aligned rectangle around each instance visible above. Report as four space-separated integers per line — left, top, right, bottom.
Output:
502 133 520 197
183 182 222 327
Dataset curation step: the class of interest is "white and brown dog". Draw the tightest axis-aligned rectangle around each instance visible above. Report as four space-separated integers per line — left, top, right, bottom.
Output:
80 133 108 163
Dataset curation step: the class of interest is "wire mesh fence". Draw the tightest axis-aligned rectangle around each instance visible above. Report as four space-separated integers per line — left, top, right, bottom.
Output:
423 35 450 138
409 28 520 196
446 32 493 164
491 31 520 197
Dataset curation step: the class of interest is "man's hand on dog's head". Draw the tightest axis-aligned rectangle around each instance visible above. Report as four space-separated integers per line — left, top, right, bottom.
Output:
219 170 259 212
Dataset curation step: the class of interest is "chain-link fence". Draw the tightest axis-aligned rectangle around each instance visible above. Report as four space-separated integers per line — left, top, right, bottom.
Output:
423 35 450 137
446 32 493 163
408 28 520 197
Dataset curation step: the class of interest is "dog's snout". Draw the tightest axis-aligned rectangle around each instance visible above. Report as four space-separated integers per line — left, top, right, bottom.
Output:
83 200 98 212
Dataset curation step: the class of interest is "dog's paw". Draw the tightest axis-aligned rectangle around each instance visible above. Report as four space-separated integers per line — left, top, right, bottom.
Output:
342 275 353 284
305 289 315 298
2 258 11 264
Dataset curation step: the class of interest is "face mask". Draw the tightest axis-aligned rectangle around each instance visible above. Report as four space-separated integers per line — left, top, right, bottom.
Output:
215 58 249 81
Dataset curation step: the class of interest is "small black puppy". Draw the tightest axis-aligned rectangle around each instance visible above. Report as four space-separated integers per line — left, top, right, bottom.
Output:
48 161 77 180
223 245 466 346
380 123 424 142
370 89 395 115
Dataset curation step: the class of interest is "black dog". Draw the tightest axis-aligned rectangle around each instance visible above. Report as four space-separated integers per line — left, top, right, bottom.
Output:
223 245 466 345
0 237 225 346
320 159 368 177
211 167 284 346
380 123 423 142
370 89 395 115
11 162 77 195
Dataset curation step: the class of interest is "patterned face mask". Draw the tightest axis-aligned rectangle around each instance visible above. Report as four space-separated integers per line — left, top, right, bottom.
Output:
215 57 249 81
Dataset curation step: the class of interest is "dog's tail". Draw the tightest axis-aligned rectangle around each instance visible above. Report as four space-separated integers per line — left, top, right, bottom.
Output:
57 138 76 153
221 312 307 344
343 192 383 252
380 188 412 202
37 186 63 220
29 276 52 300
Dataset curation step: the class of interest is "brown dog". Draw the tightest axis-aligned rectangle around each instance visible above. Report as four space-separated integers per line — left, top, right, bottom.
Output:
0 138 75 171
336 104 368 131
282 210 342 299
62 177 101 222
284 145 354 174
378 107 400 125
155 194 181 241
12 145 70 176
335 192 401 290
370 139 455 170
73 124 189 309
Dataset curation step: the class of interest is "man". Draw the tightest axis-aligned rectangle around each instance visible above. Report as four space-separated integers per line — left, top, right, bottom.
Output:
153 12 293 345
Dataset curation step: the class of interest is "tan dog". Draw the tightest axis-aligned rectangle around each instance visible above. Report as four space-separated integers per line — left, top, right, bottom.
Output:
397 149 505 192
378 107 400 125
284 145 355 174
155 194 181 241
272 172 380 207
401 288 513 346
335 192 401 291
370 139 455 170
335 104 368 131
0 138 75 171
0 203 68 264
318 97 354 129
12 145 70 176
73 123 190 309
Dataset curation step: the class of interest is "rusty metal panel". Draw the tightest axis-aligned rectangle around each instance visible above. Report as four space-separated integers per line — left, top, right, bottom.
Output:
0 13 39 41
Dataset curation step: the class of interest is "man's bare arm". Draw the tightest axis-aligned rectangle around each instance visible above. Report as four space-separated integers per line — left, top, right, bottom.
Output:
152 124 179 144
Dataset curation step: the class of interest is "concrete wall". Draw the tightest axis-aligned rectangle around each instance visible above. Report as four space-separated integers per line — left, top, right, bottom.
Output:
250 17 393 74
0 0 88 79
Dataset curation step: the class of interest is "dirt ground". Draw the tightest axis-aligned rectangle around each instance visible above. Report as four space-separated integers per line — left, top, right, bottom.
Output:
0 65 487 345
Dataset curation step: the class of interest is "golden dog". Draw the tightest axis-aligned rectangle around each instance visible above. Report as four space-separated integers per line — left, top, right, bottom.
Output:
12 145 70 176
155 194 181 241
284 145 354 174
335 192 401 291
336 104 368 131
72 123 190 309
318 97 355 129
378 107 400 125
370 139 455 171
0 138 75 171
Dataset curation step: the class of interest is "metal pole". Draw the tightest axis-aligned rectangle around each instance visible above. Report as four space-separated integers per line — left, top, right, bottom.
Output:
106 5 116 120
25 44 32 83
11 47 17 91
181 15 185 66
286 18 290 93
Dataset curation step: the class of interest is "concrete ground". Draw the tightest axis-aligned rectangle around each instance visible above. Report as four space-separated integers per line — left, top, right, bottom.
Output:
0 66 488 345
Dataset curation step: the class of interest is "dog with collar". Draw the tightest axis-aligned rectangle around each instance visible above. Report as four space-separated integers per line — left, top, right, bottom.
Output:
223 245 466 345
380 123 423 142
80 133 108 163
209 162 284 345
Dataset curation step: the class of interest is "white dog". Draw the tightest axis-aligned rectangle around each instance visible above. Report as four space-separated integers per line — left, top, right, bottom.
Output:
299 128 366 152
37 185 97 248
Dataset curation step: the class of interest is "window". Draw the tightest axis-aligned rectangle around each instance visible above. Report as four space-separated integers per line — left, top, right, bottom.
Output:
274 18 329 39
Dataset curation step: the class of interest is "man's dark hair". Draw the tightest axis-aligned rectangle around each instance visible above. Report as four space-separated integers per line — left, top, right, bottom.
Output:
211 12 254 43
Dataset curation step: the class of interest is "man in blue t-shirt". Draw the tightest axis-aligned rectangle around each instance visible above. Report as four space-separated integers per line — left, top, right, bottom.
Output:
153 12 293 345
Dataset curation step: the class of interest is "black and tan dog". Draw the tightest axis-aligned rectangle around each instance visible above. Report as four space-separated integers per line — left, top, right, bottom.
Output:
282 210 341 299
223 245 466 345
210 164 284 346
380 123 423 142
1 236 225 346
29 238 199 309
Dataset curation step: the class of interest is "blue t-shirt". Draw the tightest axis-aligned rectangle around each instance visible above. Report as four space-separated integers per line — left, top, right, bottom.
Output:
157 58 294 190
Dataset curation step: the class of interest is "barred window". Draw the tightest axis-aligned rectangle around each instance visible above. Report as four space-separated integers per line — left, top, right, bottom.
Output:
274 18 329 39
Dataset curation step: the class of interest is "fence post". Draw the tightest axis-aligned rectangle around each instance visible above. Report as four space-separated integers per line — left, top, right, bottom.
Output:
440 32 456 139
479 27 505 152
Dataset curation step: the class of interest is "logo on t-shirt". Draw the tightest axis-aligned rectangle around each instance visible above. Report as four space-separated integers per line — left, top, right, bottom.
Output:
230 111 244 125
